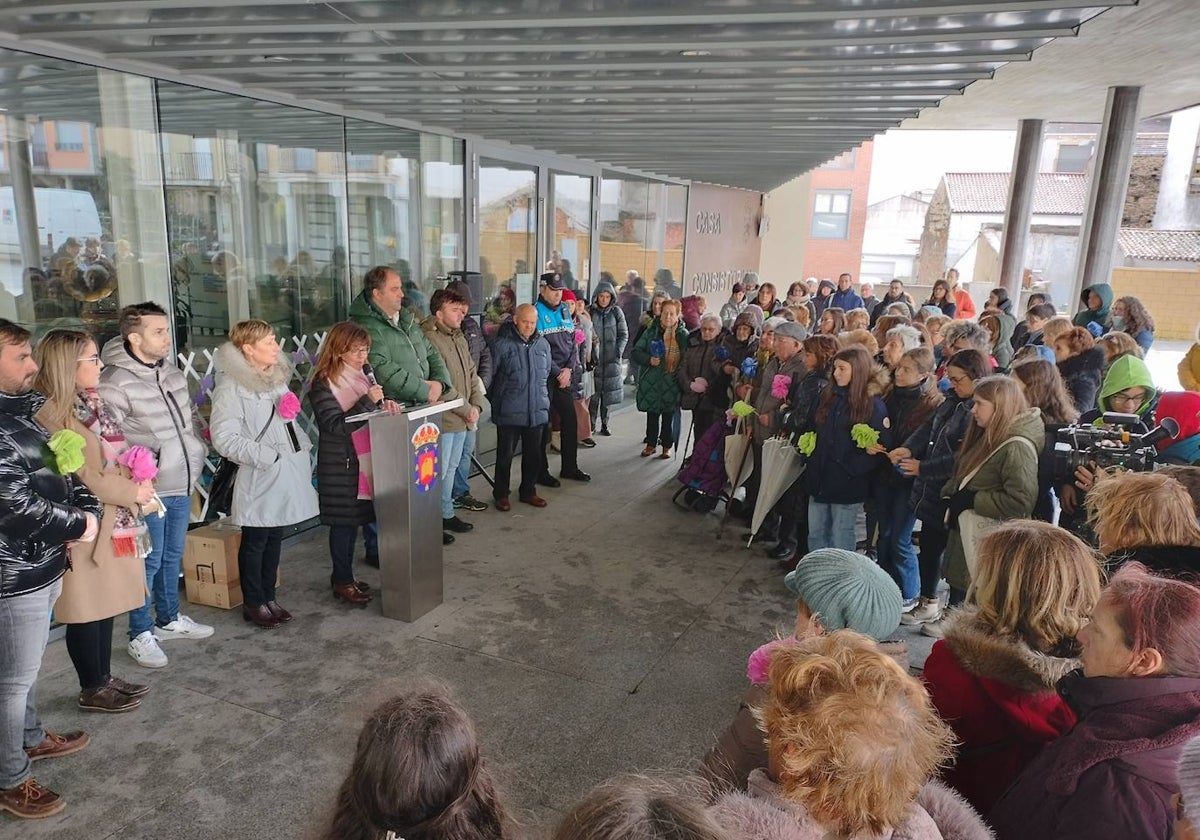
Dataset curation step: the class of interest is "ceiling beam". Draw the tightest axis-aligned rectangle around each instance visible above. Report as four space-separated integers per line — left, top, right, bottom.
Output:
256 77 969 91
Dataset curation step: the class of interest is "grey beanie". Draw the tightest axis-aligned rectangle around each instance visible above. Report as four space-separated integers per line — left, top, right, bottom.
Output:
775 321 807 342
763 315 788 333
784 549 903 641
1180 735 1200 823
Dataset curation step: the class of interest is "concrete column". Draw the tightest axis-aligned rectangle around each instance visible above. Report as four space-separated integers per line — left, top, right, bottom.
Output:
1071 86 1141 310
998 119 1044 302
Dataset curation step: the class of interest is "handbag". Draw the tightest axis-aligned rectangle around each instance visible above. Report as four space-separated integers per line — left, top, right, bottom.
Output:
208 406 276 516
950 435 1039 575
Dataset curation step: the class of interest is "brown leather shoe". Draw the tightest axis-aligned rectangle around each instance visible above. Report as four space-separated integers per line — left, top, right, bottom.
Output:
0 777 65 819
265 601 293 623
332 582 372 605
353 579 371 593
25 730 89 761
78 685 140 714
519 494 547 508
494 496 511 511
242 604 280 629
106 675 150 698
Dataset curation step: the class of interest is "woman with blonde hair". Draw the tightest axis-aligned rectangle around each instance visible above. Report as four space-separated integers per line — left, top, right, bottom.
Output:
922 521 1102 813
1086 470 1200 578
844 307 870 332
554 776 728 840
937 375 1042 633
1096 329 1143 371
34 329 155 712
210 319 319 628
709 631 989 840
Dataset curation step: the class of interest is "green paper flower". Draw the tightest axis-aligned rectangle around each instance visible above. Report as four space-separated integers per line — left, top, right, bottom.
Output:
731 400 757 419
47 429 86 475
797 431 816 456
850 423 880 450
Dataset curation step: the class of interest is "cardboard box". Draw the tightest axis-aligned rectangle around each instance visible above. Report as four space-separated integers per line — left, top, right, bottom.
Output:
185 520 242 609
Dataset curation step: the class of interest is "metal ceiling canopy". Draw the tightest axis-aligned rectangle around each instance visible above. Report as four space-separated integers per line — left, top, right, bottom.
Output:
0 0 1125 191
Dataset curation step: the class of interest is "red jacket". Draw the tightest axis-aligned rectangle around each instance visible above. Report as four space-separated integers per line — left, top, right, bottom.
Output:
921 611 1078 814
953 288 976 320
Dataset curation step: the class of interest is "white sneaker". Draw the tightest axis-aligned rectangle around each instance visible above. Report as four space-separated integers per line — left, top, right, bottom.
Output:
901 597 920 613
128 631 168 669
900 597 942 626
154 614 215 640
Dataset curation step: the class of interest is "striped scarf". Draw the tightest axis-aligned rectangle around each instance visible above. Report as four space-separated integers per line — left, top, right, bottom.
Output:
75 389 150 558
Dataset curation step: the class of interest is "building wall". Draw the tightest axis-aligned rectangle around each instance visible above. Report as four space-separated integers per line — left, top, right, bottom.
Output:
681 182 762 300
801 141 873 282
1124 155 1165 228
1110 266 1200 340
759 171 812 286
860 194 928 283
915 182 951 284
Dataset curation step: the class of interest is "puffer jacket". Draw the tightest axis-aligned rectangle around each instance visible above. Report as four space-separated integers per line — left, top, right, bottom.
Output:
1057 346 1105 414
348 291 451 404
710 769 992 840
98 336 207 497
489 319 552 428
812 280 836 317
922 609 1079 815
0 390 99 598
805 386 890 504
307 374 376 527
1072 281 1113 329
877 379 943 492
676 329 725 411
782 366 829 439
905 393 973 524
209 344 320 529
462 313 493 391
589 282 628 408
1178 325 1200 392
632 319 690 414
421 315 484 434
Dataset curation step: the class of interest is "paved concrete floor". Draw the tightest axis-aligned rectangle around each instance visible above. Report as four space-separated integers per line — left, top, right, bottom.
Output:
10 406 936 840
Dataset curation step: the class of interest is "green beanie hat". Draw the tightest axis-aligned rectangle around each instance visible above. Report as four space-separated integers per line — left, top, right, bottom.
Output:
783 549 903 640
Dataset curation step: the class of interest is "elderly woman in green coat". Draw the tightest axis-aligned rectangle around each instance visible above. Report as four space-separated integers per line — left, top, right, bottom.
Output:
631 298 690 459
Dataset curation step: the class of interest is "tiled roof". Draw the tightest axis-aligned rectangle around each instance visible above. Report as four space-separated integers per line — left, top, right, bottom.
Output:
1133 134 1169 156
943 172 1089 215
1117 228 1200 262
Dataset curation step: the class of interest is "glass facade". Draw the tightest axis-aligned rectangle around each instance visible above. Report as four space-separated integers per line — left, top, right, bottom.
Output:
598 175 687 304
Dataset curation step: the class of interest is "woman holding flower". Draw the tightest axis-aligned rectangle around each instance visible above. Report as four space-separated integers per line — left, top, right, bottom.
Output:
631 298 689 458
210 319 319 629
34 329 156 712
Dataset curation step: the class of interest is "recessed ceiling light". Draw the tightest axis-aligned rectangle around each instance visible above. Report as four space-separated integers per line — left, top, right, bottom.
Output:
263 55 292 63
679 50 711 57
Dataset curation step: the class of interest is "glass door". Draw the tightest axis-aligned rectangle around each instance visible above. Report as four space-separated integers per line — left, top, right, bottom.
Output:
547 171 594 299
477 157 538 336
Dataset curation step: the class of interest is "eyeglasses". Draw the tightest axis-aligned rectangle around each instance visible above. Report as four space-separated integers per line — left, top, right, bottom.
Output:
1110 391 1146 405
76 355 101 365
947 374 969 385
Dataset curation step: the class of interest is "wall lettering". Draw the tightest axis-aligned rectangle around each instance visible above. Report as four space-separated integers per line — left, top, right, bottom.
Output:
695 211 721 235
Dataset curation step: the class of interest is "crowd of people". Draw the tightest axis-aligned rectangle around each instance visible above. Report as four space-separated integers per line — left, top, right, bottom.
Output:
6 260 1200 839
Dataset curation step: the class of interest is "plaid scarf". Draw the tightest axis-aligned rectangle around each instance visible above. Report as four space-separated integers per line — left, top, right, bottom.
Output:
75 389 150 558
328 363 375 499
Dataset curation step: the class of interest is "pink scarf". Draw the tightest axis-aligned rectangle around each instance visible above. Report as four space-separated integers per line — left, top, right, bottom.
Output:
329 363 375 499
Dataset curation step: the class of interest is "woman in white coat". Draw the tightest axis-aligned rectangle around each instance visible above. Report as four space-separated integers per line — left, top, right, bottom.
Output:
210 319 319 629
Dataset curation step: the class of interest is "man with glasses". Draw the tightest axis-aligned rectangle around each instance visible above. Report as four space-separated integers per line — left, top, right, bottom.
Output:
99 302 213 669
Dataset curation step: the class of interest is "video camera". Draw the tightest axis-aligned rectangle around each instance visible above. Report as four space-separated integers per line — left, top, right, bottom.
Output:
1052 412 1179 485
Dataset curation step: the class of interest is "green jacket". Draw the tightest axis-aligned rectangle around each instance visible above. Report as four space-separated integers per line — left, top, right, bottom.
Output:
1096 353 1157 416
941 407 1045 592
348 291 451 404
1072 282 1113 328
631 319 690 414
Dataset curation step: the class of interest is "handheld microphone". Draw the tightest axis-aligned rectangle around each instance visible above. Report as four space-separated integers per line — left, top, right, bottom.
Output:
362 363 385 409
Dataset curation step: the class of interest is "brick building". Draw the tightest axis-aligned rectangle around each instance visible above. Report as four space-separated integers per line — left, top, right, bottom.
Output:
798 141 873 284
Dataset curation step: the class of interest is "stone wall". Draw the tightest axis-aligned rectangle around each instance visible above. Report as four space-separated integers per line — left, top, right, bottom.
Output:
1123 155 1164 228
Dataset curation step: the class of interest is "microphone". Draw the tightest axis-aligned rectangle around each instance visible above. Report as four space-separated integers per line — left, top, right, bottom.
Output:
362 363 384 409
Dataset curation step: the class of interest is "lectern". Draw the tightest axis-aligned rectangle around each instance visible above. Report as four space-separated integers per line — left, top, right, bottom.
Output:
367 398 465 621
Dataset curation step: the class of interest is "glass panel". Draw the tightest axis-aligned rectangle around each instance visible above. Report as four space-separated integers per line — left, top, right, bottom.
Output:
479 157 537 335
155 82 348 356
548 171 592 296
343 121 464 320
0 51 170 343
598 174 652 310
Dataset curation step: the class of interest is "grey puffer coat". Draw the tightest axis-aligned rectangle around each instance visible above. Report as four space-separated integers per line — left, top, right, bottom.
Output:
98 336 208 497
589 285 628 407
209 343 320 529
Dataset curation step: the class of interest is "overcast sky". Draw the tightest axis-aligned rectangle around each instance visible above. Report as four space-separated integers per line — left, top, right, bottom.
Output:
867 129 1019 204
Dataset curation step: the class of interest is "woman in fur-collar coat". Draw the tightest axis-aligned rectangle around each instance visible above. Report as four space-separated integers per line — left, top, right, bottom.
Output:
210 320 319 628
921 520 1102 814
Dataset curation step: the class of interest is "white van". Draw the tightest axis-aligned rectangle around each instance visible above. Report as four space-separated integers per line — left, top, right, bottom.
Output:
0 186 103 294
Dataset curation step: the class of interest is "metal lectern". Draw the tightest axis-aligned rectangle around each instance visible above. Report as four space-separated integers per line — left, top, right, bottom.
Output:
367 398 465 621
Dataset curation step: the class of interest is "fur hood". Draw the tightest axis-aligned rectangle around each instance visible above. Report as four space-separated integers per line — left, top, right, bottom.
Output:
214 341 294 394
942 609 1078 693
709 770 992 840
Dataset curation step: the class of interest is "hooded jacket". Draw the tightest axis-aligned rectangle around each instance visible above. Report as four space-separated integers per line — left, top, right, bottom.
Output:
209 343 320 529
680 294 705 331
922 610 1079 814
420 315 483 434
1072 282 1113 329
0 390 99 598
1154 390 1200 465
941 408 1044 592
1056 345 1106 415
710 769 993 840
98 336 207 496
489 320 552 428
588 281 628 408
812 280 836 317
720 290 748 328
984 311 1016 371
631 318 690 415
1179 323 1200 392
1091 353 1158 418
990 671 1200 840
348 291 451 404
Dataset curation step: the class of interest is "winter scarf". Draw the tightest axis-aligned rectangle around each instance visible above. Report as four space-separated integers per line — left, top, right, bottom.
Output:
75 389 149 558
329 362 375 499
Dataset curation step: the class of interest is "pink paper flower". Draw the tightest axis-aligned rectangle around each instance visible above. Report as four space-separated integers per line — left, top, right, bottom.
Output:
117 445 158 483
747 640 784 684
278 391 301 420
574 328 586 345
771 374 791 400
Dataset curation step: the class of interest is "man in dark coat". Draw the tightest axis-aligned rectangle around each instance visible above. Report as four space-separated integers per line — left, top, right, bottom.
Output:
535 272 589 484
829 272 865 311
445 276 494 514
490 304 552 510
0 320 101 819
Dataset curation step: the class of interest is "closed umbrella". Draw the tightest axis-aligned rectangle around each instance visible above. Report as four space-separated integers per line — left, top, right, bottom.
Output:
717 413 755 537
748 436 806 546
